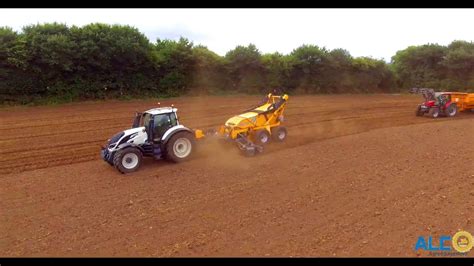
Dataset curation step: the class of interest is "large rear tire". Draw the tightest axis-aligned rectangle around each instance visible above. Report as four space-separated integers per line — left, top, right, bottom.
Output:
446 104 458 117
165 131 195 163
113 147 143 174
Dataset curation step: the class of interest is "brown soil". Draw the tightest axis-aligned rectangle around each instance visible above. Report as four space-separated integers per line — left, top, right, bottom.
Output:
1 94 473 257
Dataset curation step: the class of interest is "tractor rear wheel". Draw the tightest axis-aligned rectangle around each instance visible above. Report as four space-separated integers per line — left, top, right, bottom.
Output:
272 126 287 142
446 104 458 117
165 131 195 163
113 147 143 174
429 107 440 118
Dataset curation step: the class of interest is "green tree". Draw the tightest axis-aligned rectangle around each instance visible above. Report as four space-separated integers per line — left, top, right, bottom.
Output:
391 43 447 89
191 45 227 94
71 23 156 98
20 23 76 97
288 44 329 93
442 40 474 90
2 21 473 104
225 44 265 93
351 57 393 92
261 52 292 90
154 37 195 96
324 48 353 93
0 27 32 102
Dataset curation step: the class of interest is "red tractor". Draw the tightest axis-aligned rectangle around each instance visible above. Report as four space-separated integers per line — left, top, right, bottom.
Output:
410 88 458 118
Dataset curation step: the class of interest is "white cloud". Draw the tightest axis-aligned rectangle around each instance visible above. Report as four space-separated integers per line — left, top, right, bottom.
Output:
1 8 473 61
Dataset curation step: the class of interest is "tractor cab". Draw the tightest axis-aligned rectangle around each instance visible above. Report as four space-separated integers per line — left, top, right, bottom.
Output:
434 93 451 107
132 107 179 143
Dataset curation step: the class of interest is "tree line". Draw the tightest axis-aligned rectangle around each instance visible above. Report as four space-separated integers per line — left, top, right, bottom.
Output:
0 23 473 104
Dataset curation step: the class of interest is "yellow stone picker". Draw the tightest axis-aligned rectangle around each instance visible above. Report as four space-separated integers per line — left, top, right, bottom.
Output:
213 92 289 156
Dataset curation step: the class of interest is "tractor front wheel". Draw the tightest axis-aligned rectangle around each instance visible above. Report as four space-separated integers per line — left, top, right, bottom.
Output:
429 107 440 118
113 147 143 174
415 105 424 116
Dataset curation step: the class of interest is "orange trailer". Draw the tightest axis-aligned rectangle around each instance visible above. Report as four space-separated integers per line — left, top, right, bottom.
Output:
444 92 474 112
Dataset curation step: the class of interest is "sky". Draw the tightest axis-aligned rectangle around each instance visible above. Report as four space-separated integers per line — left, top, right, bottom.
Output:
1 8 473 62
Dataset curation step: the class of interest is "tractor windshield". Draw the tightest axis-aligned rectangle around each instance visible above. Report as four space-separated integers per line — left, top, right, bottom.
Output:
139 112 179 141
435 94 450 105
152 113 178 141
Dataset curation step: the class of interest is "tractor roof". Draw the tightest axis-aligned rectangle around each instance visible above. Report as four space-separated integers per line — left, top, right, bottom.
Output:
144 107 177 115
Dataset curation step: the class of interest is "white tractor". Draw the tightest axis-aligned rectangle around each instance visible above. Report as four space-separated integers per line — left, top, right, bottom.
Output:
101 106 200 173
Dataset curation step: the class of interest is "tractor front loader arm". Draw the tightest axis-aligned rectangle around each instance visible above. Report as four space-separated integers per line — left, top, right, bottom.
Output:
409 87 436 101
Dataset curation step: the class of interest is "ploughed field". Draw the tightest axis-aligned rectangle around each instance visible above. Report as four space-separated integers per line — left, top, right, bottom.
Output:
1 94 473 256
